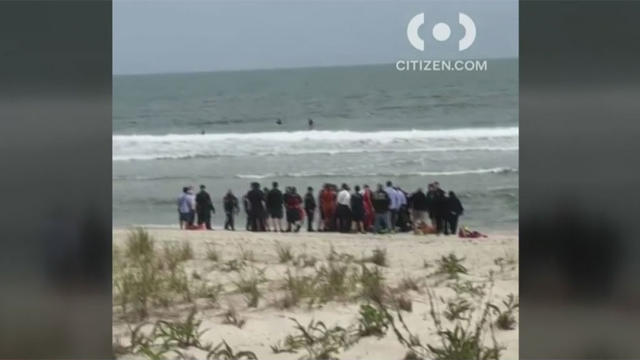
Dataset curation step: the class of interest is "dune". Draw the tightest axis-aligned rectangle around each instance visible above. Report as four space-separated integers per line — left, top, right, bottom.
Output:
113 228 518 360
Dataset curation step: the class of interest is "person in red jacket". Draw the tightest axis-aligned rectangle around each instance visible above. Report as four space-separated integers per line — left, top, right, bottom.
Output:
285 186 304 232
362 184 374 232
321 184 337 231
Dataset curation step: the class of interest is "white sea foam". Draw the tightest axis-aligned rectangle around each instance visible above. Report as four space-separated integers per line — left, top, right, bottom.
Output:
235 167 517 179
113 127 518 161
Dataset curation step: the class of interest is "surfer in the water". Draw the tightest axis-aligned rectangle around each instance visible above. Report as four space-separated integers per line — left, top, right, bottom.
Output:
308 118 314 129
276 118 283 125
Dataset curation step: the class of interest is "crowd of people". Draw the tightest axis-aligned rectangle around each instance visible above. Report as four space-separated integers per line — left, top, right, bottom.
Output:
177 180 465 235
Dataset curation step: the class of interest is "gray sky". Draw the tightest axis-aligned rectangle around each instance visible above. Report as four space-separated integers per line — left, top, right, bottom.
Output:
113 0 518 75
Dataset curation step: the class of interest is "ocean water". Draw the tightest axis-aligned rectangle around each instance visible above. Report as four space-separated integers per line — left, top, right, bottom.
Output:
113 60 518 230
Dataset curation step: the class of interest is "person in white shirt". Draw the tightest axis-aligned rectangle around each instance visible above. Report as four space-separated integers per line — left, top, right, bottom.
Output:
394 186 410 231
336 183 352 233
396 187 407 208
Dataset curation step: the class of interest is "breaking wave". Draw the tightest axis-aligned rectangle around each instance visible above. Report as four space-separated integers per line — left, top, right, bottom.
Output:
234 167 518 180
113 127 518 161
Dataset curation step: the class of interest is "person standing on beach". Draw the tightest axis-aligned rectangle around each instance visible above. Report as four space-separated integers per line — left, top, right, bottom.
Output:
285 187 303 232
247 182 266 231
385 181 400 232
187 186 197 227
304 186 316 232
177 186 195 229
195 185 215 230
266 182 284 232
262 187 271 231
371 184 391 233
242 194 250 231
351 185 365 233
395 187 410 231
283 187 293 231
362 184 374 232
336 183 352 233
445 191 464 235
432 182 447 234
410 187 429 231
223 190 239 231
426 183 437 227
317 185 326 231
321 184 337 231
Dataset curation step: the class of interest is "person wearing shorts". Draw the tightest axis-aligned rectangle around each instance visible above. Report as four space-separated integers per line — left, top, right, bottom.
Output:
177 186 195 229
266 181 284 232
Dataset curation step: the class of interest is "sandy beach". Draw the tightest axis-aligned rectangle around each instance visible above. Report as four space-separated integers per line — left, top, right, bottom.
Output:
113 228 518 360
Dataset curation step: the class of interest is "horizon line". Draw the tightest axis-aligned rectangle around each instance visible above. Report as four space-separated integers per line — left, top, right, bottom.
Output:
113 56 518 77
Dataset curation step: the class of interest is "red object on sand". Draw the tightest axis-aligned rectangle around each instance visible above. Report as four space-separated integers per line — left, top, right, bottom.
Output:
458 227 487 238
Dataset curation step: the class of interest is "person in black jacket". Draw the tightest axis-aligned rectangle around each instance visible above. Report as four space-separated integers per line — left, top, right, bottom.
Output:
304 186 316 232
410 187 429 230
425 183 436 226
223 190 239 231
351 185 365 233
266 182 284 232
445 191 464 235
432 182 447 234
195 185 215 230
246 182 265 232
371 184 391 233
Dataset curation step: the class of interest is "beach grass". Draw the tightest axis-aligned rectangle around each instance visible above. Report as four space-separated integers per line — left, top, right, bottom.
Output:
113 228 518 360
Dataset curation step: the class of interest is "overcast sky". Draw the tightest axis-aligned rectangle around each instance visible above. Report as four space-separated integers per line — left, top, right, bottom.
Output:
113 0 518 75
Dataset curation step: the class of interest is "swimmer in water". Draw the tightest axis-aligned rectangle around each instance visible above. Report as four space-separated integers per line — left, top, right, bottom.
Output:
276 118 283 125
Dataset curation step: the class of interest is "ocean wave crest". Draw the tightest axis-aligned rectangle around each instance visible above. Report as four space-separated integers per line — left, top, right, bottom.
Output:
235 167 518 179
113 127 518 161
